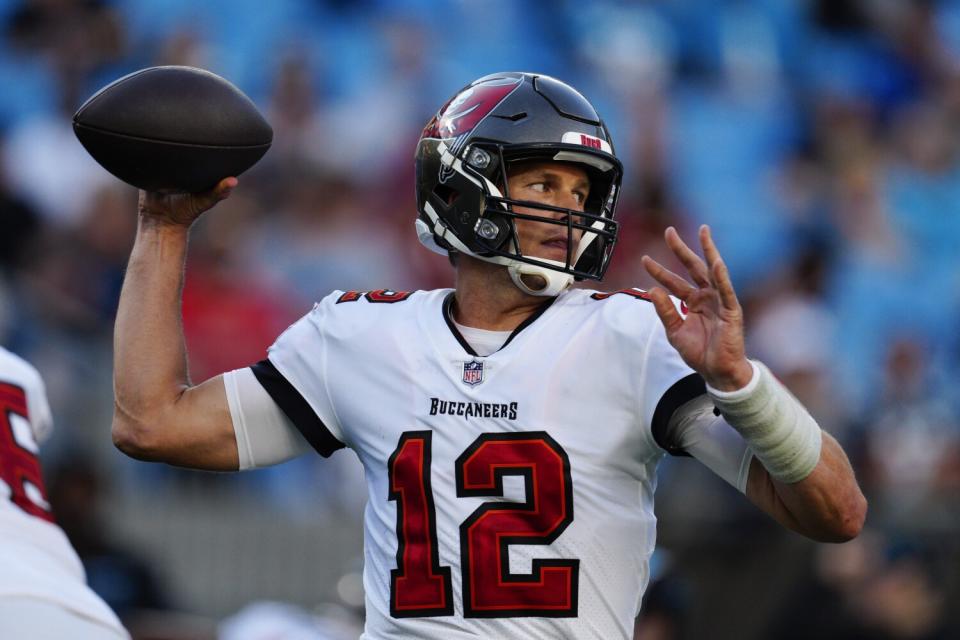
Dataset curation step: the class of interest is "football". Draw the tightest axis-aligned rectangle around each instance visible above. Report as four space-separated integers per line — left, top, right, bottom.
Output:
73 66 272 193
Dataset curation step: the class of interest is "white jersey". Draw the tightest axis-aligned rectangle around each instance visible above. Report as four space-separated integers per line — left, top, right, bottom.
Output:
256 287 711 639
0 347 127 636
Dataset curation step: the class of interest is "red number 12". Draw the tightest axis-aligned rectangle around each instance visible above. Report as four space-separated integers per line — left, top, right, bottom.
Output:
388 431 577 618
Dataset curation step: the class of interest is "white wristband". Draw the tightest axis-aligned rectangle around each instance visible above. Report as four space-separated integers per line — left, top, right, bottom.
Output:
707 360 822 484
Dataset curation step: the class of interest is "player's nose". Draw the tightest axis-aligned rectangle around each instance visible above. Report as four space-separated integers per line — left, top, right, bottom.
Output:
539 192 582 220
558 188 585 213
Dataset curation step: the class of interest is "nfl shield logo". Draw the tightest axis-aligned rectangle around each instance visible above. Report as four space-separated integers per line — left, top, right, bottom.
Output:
462 360 484 386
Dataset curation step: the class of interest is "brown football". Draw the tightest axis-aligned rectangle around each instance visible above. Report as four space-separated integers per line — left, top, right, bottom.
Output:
73 66 272 193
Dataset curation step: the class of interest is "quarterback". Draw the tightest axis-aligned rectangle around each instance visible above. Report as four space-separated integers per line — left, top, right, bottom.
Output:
0 347 128 639
112 72 866 639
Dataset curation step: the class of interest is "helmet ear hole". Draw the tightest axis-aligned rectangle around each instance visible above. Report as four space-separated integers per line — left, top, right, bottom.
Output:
433 183 459 206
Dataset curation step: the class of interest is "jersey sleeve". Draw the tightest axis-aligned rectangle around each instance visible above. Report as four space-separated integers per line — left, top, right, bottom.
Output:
637 296 708 457
252 293 347 457
224 367 312 470
670 395 754 492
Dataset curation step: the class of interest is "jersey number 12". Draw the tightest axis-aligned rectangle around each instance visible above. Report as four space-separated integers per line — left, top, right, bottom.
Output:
388 430 578 618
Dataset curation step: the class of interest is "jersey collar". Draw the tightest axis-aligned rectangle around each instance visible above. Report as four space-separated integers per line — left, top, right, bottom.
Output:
441 292 557 357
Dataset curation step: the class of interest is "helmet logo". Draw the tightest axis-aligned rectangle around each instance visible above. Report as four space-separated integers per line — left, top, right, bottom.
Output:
422 76 522 142
561 131 612 154
423 77 522 185
580 135 601 149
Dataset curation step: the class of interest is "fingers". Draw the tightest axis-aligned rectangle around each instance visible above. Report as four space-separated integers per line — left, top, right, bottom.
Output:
197 176 238 209
699 224 722 270
641 255 695 300
137 177 239 228
214 176 238 200
665 227 710 288
647 286 684 333
648 224 740 314
182 176 238 221
699 225 739 312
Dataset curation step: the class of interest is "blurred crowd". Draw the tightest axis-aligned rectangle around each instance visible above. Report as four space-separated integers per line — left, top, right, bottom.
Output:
1 0 959 638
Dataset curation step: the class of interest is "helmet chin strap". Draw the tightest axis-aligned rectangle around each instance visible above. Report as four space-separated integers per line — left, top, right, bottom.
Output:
507 260 573 297
503 220 603 297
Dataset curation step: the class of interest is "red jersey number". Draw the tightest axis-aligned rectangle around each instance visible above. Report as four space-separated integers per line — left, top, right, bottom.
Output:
388 432 453 617
456 433 577 617
0 383 53 522
388 431 577 619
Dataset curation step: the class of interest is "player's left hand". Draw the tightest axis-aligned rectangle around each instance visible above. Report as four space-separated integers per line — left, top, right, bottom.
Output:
641 225 753 392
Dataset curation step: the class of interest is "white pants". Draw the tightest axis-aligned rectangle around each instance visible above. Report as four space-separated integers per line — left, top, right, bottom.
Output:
0 597 129 640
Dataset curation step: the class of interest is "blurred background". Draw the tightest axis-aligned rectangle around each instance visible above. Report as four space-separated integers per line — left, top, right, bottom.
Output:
1 0 959 638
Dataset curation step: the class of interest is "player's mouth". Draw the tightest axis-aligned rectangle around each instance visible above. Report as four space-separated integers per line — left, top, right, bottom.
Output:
540 235 572 262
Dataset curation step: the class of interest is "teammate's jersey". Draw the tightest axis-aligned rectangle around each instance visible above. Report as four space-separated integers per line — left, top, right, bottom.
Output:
259 287 704 640
0 347 127 635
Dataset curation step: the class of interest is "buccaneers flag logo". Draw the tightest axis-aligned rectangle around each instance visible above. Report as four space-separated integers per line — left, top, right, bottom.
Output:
422 77 522 141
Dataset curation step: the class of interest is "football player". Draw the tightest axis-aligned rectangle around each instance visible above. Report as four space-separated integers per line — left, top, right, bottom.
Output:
0 347 128 639
112 72 866 639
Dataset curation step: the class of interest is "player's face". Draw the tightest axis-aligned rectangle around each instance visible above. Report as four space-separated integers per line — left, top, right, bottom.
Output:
506 161 589 264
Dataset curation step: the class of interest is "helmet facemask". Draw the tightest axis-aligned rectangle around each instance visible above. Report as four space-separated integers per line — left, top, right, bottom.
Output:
419 139 620 296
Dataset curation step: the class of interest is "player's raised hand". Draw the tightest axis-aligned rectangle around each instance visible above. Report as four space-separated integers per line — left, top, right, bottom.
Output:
137 176 238 229
641 225 753 391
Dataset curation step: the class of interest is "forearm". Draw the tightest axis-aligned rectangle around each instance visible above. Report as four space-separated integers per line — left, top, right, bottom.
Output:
747 432 867 542
111 181 240 469
112 220 192 448
708 361 866 541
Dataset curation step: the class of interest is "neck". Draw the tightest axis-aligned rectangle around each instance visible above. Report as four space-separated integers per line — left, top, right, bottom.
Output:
452 255 550 331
